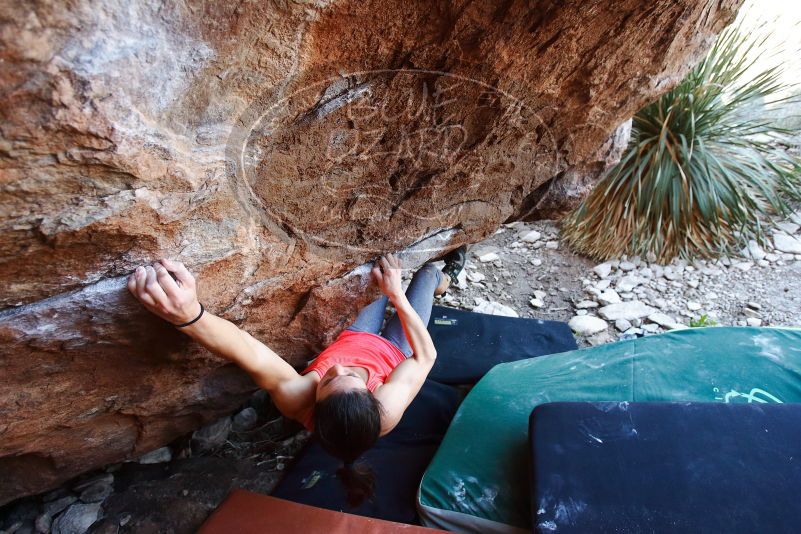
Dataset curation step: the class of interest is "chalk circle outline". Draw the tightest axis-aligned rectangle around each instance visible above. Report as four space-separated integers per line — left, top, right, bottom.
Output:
225 68 559 256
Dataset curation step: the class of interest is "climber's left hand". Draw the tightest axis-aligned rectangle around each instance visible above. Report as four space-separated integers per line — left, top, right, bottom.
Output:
127 259 201 325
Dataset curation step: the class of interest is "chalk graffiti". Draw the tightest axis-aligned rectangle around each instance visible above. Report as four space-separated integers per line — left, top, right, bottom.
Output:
713 387 783 404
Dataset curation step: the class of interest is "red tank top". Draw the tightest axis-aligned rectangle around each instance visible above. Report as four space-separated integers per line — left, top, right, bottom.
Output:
299 330 406 430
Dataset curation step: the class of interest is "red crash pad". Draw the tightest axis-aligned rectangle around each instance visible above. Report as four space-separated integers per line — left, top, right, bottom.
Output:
198 490 450 533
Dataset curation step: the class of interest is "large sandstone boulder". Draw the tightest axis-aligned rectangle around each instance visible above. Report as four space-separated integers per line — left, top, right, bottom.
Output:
0 0 739 503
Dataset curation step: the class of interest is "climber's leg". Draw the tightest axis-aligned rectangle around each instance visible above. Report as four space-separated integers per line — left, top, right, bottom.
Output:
346 295 389 334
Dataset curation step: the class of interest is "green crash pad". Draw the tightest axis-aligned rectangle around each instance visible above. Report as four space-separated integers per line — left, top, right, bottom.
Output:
417 327 801 533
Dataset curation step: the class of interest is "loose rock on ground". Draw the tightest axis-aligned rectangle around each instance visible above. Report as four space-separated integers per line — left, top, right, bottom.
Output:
433 215 801 347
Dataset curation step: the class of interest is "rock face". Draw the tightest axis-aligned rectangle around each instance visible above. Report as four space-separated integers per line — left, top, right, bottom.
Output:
0 0 739 503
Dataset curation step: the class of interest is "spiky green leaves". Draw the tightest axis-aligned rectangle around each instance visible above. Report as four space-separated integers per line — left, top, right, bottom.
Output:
563 23 801 261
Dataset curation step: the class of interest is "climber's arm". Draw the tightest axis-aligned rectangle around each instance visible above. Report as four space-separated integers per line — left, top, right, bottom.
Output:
126 260 312 418
181 311 300 390
181 312 315 419
370 255 437 435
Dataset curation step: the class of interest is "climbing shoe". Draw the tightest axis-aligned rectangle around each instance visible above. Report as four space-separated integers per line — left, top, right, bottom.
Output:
441 245 467 285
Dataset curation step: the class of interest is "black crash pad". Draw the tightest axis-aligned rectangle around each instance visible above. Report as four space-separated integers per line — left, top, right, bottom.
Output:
427 305 576 385
530 402 801 534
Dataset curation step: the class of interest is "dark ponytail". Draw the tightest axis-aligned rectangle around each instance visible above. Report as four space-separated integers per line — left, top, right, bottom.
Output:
336 460 376 507
315 389 383 506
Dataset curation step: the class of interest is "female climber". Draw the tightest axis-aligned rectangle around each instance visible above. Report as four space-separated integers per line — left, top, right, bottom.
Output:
127 249 466 505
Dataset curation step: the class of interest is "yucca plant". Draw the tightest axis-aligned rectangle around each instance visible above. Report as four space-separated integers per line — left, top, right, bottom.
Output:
562 23 801 262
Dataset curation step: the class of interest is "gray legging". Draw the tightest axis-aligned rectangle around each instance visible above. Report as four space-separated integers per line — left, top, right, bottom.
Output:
346 263 443 357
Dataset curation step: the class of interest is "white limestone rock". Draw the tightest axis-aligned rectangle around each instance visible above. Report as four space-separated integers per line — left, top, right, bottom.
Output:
598 301 657 321
520 230 542 243
473 299 519 317
568 315 609 336
647 312 681 330
741 240 766 261
775 221 800 235
662 267 680 281
593 262 613 278
595 279 612 291
652 265 665 278
616 275 642 292
773 233 801 254
597 289 622 305
615 318 632 332
467 271 486 283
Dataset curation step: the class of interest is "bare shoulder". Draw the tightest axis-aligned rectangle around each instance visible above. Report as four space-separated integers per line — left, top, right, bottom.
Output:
373 382 407 435
271 373 317 422
374 358 433 435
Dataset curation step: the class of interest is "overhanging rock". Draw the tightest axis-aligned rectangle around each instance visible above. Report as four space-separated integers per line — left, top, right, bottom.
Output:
0 0 740 503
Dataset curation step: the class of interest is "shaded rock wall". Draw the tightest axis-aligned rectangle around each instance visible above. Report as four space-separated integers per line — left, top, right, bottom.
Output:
0 0 740 503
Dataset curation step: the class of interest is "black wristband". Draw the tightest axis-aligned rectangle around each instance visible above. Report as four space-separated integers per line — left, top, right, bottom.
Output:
174 303 204 328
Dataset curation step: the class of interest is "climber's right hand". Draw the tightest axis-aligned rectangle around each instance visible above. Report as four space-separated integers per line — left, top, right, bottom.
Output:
127 259 201 326
372 253 404 301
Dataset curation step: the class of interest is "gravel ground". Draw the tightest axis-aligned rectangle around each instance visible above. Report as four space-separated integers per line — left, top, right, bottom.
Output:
435 215 801 346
